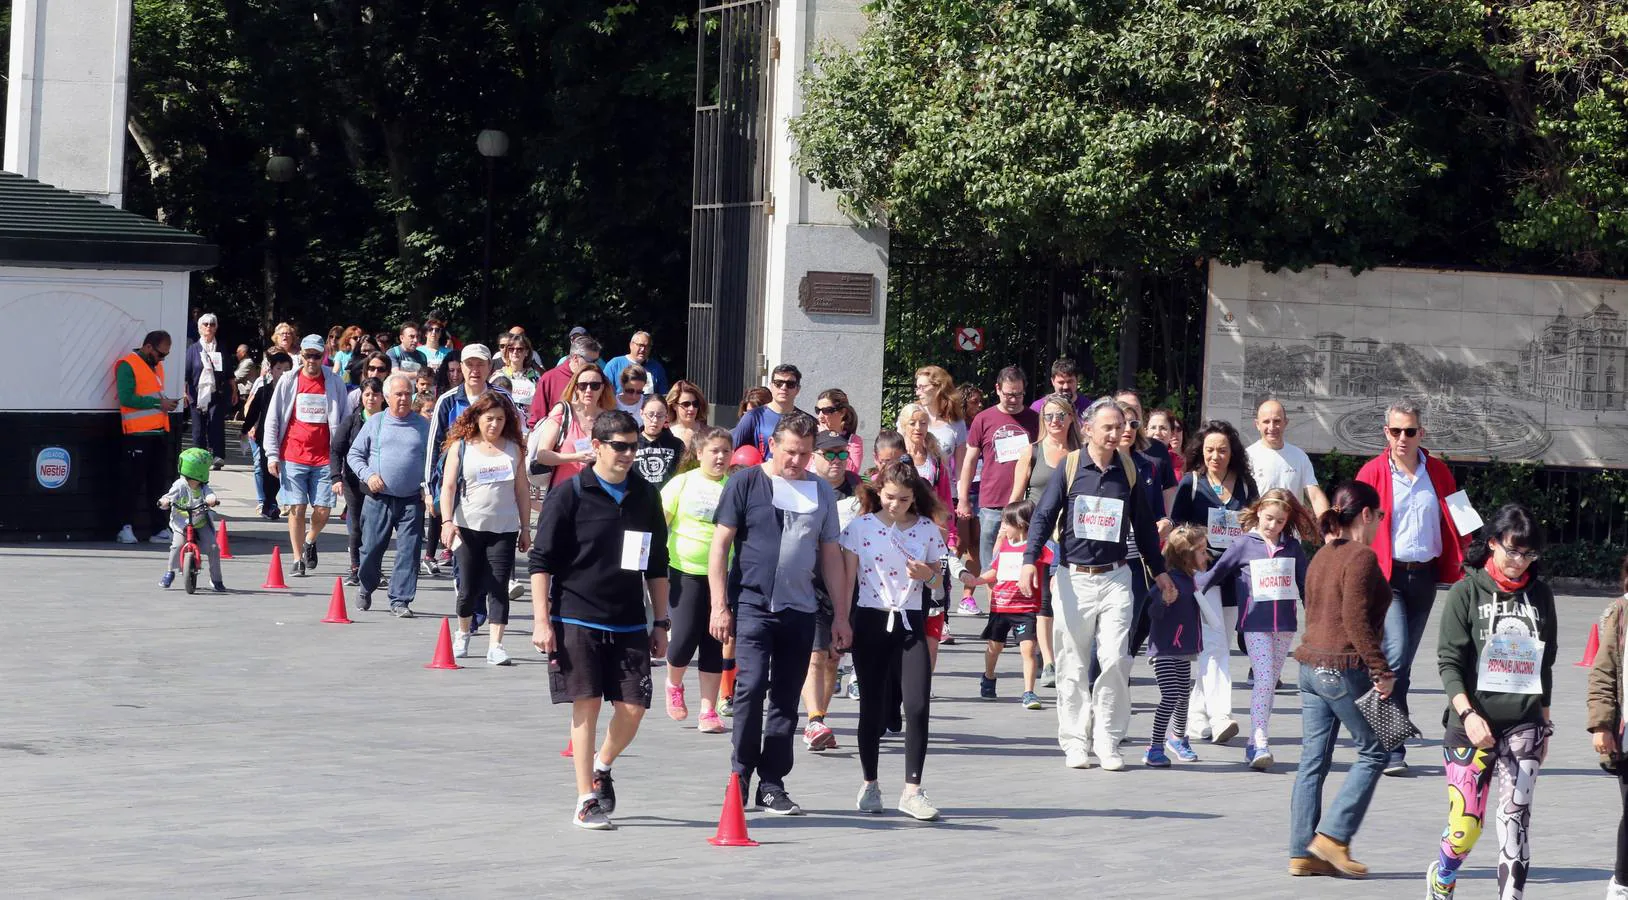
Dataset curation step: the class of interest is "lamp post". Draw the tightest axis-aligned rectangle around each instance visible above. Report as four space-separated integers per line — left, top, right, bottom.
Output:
264 155 295 336
475 129 509 341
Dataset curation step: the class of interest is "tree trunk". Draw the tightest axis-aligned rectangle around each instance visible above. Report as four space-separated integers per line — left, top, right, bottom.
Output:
1116 267 1143 391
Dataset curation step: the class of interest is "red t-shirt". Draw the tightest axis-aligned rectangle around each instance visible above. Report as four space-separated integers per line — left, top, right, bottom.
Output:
282 373 332 466
990 536 1053 614
967 406 1039 509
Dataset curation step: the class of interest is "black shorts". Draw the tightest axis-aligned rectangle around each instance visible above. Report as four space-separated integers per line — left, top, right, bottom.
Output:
548 621 653 707
813 592 834 652
981 612 1038 646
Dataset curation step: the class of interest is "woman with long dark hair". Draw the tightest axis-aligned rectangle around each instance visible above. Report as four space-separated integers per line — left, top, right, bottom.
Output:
815 388 864 474
438 391 530 665
1427 504 1556 899
332 376 384 584
661 426 734 733
1288 480 1396 879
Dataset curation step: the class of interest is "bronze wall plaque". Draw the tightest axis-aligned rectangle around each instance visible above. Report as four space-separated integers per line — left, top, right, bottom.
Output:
799 271 875 316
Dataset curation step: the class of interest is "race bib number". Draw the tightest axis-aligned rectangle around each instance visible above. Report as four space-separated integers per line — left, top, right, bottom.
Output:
771 476 819 513
1477 632 1544 695
1208 508 1243 548
993 433 1027 464
621 531 652 571
1072 495 1123 542
573 437 593 454
206 351 223 371
1249 557 1298 602
680 479 723 522
996 551 1024 583
510 377 536 404
472 458 514 486
295 393 327 424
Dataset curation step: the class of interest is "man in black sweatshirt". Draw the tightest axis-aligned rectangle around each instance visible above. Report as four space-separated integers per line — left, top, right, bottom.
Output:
529 409 671 831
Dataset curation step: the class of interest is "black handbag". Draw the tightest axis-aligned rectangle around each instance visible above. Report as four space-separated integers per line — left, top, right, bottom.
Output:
1356 688 1422 752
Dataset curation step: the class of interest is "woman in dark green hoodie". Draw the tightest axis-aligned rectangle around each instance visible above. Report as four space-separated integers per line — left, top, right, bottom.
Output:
1427 504 1557 900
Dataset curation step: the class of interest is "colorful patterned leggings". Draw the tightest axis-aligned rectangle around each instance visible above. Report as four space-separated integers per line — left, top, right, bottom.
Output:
1436 722 1549 899
1243 631 1293 748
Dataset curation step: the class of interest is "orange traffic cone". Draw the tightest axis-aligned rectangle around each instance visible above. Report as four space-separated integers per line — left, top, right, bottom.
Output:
1577 622 1601 668
322 577 353 624
262 546 288 589
216 519 234 559
424 618 461 669
708 775 758 847
561 739 574 758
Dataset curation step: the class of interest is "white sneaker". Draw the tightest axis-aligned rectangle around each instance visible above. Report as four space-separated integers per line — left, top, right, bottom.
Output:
1099 752 1127 772
452 631 472 658
1064 748 1092 769
487 644 512 666
116 525 137 544
149 531 170 544
1608 877 1628 900
508 578 525 600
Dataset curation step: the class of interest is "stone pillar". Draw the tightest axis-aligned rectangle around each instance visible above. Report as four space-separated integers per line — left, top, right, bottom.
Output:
4 0 133 206
761 0 888 439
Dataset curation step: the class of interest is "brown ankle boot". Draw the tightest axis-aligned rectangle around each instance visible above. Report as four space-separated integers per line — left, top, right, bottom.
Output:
1287 857 1337 877
1307 834 1368 877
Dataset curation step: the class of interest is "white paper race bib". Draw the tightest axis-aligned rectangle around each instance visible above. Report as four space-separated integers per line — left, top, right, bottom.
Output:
996 551 1024 583
1208 508 1243 548
1072 495 1123 542
573 437 593 453
295 393 327 424
993 434 1028 464
770 475 819 513
680 479 724 522
510 377 536 404
621 531 652 571
1446 490 1483 536
472 458 514 486
1249 556 1298 602
1477 632 1544 695
206 351 223 371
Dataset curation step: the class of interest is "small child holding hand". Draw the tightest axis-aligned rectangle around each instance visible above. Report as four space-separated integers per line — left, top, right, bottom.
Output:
963 500 1053 710
1144 524 1210 767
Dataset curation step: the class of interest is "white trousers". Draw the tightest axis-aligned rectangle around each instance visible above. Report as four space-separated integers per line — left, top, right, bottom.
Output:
1052 565 1134 758
1186 587 1237 738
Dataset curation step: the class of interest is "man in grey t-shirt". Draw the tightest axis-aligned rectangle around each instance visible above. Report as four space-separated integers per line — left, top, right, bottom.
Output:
709 412 850 816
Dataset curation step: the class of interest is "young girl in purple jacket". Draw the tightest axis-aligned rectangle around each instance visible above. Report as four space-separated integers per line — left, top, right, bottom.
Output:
1145 525 1210 768
1197 488 1317 770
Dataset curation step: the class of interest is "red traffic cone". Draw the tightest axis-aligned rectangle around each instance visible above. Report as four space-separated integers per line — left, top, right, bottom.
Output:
708 775 758 847
1577 622 1601 668
424 618 461 669
216 519 234 559
560 738 574 758
262 546 288 589
322 577 353 624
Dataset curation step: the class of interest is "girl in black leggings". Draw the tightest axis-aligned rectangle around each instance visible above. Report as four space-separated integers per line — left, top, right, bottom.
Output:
839 460 948 822
661 427 734 734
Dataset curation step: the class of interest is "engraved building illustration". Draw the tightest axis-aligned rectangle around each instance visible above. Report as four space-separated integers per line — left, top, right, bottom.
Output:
1518 303 1628 411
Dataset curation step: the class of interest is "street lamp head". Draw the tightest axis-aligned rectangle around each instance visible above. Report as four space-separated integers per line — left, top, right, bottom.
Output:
476 129 510 159
265 155 296 183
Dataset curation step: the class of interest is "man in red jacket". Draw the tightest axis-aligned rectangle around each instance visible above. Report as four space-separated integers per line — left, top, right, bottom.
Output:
1355 400 1469 776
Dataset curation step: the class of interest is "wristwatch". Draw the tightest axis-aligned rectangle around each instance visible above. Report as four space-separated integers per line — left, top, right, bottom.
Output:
651 618 671 630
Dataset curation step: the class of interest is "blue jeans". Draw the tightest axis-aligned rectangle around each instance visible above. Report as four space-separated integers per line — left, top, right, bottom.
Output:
358 493 424 606
977 506 1004 571
1381 567 1438 758
1289 665 1388 858
243 436 265 506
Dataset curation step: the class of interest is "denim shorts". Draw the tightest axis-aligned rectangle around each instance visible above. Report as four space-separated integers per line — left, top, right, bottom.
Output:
278 460 335 508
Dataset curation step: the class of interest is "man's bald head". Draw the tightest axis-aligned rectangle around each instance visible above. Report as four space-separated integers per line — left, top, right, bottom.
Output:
1255 398 1288 448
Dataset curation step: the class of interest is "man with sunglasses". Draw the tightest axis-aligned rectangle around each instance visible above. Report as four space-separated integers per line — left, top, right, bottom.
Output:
529 410 670 830
1356 400 1469 775
602 331 669 397
114 330 180 544
732 364 808 461
264 335 350 575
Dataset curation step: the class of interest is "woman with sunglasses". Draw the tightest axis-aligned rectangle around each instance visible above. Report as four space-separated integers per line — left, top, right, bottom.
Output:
1147 410 1185 481
815 389 864 474
1009 393 1080 686
497 334 543 426
332 325 364 383
347 352 393 414
665 380 708 447
616 364 651 415
1425 504 1555 900
421 316 453 369
531 364 616 489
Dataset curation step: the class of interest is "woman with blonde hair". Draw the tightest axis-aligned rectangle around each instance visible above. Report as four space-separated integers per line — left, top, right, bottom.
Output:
897 402 953 509
1008 393 1080 685
666 379 709 447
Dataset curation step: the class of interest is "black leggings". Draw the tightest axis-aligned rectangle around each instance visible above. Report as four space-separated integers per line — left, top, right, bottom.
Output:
453 528 516 624
853 606 931 785
667 570 722 672
344 483 364 569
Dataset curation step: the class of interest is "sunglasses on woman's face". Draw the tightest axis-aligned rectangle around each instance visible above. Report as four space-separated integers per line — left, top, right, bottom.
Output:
676 400 699 410
366 365 389 374
576 381 604 391
815 405 842 416
1043 412 1070 422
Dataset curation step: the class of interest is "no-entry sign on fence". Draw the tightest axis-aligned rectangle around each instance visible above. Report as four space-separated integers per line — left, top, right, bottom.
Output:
954 326 984 352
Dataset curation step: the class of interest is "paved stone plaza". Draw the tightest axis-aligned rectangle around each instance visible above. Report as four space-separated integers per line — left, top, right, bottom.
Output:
0 466 1619 897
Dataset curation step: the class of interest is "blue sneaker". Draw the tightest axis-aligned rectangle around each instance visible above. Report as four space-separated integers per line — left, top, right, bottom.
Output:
1165 737 1199 762
979 675 997 700
159 571 174 589
1021 691 1042 710
1143 745 1171 768
1245 743 1275 771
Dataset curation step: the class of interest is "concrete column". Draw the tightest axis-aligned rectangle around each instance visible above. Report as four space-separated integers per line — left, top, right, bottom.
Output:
4 0 133 207
761 0 889 439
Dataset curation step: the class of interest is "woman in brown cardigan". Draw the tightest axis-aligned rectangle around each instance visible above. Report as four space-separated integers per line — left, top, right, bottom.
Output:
1288 481 1397 879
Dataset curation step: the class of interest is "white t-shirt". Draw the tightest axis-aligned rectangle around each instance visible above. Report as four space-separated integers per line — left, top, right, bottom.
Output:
1246 440 1319 500
838 513 947 615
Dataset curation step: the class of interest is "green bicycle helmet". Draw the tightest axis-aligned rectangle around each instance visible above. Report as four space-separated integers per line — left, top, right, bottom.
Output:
178 447 214 484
